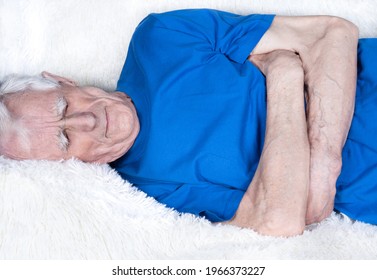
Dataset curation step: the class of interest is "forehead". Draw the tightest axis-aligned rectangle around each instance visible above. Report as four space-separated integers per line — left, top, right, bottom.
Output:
1 126 62 159
1 90 67 158
4 89 63 117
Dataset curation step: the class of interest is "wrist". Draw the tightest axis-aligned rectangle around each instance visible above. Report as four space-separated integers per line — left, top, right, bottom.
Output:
269 62 304 78
266 66 304 100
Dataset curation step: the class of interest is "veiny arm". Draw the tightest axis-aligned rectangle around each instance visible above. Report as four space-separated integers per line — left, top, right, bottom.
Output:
226 50 310 237
251 16 359 224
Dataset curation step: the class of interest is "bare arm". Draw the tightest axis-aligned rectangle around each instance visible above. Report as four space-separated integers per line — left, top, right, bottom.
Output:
226 51 310 237
251 16 359 224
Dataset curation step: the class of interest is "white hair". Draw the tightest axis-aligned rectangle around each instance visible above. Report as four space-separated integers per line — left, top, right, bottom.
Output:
0 101 12 135
0 73 60 95
0 73 61 156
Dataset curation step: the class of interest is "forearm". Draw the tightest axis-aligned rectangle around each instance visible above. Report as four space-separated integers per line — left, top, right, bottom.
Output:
229 54 310 236
301 20 358 223
252 16 358 156
248 15 359 224
302 19 358 160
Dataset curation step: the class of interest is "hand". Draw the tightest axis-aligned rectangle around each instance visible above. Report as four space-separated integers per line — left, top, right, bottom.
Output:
305 149 342 224
248 50 303 77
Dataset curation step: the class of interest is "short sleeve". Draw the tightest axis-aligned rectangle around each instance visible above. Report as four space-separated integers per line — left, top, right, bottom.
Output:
133 9 274 64
137 182 244 222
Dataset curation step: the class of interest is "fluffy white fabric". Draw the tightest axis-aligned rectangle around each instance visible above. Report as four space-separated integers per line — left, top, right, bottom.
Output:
1 0 377 259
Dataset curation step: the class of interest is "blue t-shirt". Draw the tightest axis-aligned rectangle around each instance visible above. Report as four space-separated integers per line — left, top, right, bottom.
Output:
111 9 275 222
112 9 377 225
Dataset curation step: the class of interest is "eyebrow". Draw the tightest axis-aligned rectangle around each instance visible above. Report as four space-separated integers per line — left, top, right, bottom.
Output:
58 130 69 152
55 96 69 152
55 96 67 116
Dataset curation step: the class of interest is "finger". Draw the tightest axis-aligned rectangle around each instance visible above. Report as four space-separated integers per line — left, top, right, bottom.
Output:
248 54 267 73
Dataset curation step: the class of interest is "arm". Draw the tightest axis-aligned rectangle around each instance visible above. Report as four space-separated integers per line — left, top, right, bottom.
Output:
226 51 310 237
250 16 359 224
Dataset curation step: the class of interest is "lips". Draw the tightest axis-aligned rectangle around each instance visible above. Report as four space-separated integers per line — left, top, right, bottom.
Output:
105 107 109 137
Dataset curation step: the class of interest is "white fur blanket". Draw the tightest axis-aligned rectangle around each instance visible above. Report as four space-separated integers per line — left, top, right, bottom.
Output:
1 0 377 259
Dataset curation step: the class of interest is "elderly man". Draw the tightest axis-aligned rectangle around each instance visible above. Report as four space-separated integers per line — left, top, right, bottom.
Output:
1 9 375 236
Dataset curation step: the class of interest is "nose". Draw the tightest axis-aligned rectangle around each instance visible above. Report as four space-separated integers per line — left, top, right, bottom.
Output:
64 112 97 132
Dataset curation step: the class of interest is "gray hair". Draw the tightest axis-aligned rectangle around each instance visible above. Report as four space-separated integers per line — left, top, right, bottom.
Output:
0 101 12 136
0 73 60 95
0 73 61 156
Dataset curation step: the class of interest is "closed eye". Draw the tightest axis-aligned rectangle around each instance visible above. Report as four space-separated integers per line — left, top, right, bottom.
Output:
55 96 69 152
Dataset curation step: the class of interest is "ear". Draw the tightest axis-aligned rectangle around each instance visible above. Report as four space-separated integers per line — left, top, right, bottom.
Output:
41 71 77 86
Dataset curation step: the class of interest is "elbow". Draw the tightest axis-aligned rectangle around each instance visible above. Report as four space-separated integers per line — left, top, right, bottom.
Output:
258 216 305 237
229 217 305 237
228 209 306 237
327 16 359 42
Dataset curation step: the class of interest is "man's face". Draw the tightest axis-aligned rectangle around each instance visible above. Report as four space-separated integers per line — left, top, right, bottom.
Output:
1 82 139 163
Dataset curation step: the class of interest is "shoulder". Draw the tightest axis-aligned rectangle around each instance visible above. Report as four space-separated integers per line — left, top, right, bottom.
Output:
134 9 220 32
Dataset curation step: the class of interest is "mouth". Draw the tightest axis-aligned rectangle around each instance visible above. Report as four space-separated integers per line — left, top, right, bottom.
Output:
105 107 109 138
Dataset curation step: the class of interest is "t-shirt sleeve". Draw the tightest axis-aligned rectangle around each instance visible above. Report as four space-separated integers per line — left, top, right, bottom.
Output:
131 9 275 66
137 182 244 222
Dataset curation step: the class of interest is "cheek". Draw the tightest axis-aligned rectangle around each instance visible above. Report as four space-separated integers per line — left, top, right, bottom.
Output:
66 133 105 161
67 133 126 162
